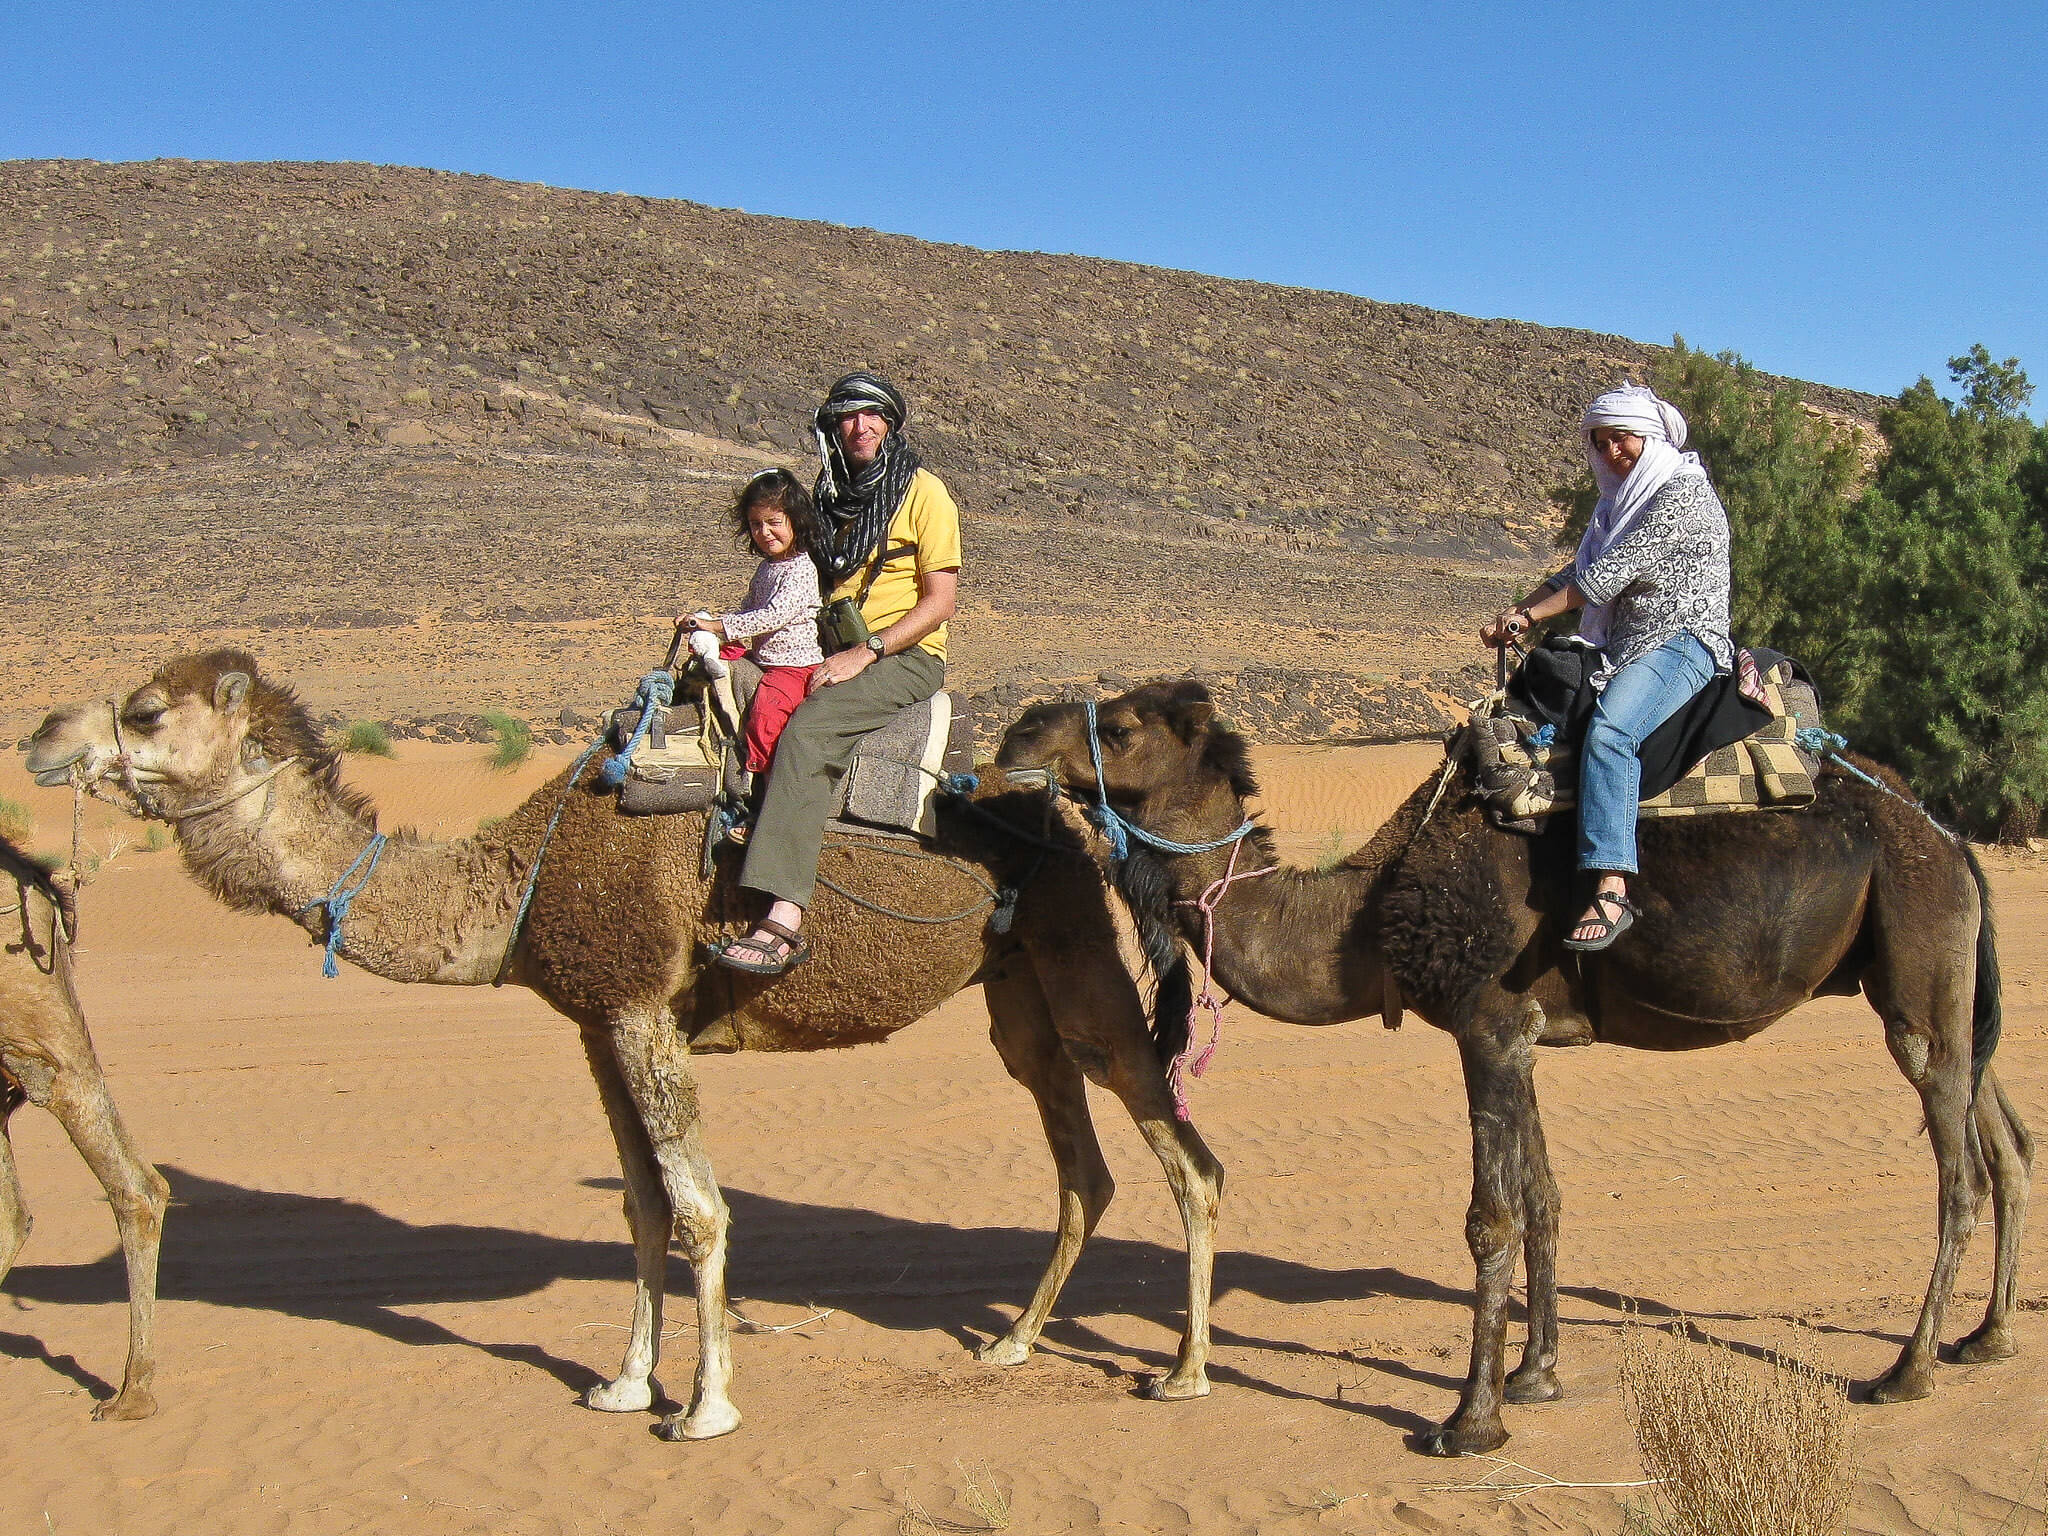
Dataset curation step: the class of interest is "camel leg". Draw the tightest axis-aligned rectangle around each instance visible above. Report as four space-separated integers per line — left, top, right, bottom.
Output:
1426 1006 1541 1457
46 1057 168 1421
0 1086 30 1283
1504 1100 1564 1406
607 1010 740 1442
974 967 1116 1368
2 1023 169 1423
578 1024 674 1415
1125 1096 1223 1400
1868 985 1979 1403
1017 933 1221 1399
1955 1066 2030 1364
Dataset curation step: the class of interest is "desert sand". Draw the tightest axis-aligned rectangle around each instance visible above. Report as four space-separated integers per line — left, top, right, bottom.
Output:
2 739 2042 1536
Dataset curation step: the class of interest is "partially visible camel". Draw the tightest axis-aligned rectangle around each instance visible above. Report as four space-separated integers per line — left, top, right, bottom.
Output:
0 837 167 1420
28 651 1223 1441
998 679 2031 1456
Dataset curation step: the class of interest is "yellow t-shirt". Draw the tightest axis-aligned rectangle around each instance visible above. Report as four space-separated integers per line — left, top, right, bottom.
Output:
827 468 962 661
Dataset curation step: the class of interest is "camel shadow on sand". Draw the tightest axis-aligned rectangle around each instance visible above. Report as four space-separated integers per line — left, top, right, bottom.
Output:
2 1165 1913 1424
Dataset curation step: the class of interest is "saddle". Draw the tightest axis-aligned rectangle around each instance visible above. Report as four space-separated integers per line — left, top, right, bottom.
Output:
605 656 976 839
1466 642 1824 832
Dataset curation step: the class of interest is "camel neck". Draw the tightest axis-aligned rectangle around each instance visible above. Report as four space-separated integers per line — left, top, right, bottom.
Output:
1124 787 1388 1027
175 764 525 986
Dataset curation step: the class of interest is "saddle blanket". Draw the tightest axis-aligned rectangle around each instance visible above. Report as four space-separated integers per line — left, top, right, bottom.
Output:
1469 655 1822 832
606 660 975 838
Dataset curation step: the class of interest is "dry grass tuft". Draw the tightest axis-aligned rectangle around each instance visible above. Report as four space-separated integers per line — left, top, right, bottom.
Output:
483 710 532 770
0 794 33 846
1620 1319 1851 1536
898 1460 1011 1534
337 720 395 757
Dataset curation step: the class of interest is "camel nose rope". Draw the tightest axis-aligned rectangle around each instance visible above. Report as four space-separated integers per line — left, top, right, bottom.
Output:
1168 836 1277 1121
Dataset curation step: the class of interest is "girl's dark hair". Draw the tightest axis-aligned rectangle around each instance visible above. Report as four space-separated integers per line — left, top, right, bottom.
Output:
730 468 819 556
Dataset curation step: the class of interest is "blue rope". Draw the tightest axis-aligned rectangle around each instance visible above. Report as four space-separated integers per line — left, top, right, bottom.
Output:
1081 699 1257 861
596 671 677 789
495 735 610 987
1795 726 1956 840
298 832 387 979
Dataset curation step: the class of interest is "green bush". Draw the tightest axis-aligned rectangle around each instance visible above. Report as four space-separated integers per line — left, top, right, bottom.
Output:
0 795 31 846
483 710 533 770
338 720 396 757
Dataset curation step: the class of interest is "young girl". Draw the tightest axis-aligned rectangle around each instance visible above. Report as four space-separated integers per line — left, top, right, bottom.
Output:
686 468 825 778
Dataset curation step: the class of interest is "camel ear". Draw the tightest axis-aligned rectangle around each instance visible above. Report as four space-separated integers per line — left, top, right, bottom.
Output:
214 671 253 715
1164 680 1214 743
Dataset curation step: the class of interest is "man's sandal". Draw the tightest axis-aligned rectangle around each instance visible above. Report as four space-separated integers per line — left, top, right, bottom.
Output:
1563 890 1639 953
709 918 811 976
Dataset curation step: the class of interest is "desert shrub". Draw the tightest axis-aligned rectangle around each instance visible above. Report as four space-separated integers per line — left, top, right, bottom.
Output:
337 720 395 757
0 795 32 846
1833 350 2048 839
142 824 172 853
1620 1320 1851 1536
483 710 532 770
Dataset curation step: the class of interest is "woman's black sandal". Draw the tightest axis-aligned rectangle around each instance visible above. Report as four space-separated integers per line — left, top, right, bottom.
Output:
709 918 811 976
1563 891 1639 953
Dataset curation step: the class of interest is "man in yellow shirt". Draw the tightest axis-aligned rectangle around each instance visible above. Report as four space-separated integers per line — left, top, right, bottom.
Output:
713 373 960 975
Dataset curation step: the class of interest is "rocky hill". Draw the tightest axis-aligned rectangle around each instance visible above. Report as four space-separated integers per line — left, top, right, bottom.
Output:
0 158 1881 745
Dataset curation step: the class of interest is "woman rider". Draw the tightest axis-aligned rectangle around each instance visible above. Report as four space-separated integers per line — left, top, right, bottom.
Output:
710 372 962 975
1480 384 1733 952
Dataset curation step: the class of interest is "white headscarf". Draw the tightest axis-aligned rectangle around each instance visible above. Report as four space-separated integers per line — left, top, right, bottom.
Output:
1573 384 1706 648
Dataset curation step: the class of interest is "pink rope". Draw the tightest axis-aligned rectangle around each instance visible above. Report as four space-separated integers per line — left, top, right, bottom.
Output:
1166 839 1277 1120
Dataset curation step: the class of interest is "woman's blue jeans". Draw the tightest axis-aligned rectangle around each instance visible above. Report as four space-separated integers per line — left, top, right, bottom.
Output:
1578 632 1716 875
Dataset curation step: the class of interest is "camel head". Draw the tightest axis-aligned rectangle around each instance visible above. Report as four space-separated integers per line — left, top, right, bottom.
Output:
27 649 348 823
996 679 1262 819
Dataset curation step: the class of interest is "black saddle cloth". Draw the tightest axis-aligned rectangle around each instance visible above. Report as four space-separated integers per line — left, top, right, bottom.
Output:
1505 637 1792 801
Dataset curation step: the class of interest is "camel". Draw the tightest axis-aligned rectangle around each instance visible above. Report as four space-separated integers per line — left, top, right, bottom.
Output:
997 678 2032 1456
0 837 168 1420
26 650 1223 1441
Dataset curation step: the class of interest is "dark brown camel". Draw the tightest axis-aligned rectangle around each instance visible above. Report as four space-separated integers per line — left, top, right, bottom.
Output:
28 652 1222 1440
997 678 2031 1456
0 837 168 1419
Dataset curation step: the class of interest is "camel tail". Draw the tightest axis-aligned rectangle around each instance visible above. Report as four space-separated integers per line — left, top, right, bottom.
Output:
1115 847 1194 1067
1963 841 2003 1099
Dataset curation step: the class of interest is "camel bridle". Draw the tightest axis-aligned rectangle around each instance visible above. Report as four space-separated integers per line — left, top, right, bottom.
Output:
77 696 299 828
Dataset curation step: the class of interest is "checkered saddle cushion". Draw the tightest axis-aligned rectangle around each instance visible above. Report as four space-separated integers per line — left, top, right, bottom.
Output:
1469 659 1821 832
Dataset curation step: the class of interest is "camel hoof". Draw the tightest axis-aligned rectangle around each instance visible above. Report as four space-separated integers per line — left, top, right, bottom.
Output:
1140 1371 1210 1402
92 1388 158 1422
974 1336 1033 1368
1504 1367 1563 1405
1866 1364 1934 1405
1955 1325 2018 1365
583 1376 656 1414
1419 1415 1509 1458
656 1402 742 1441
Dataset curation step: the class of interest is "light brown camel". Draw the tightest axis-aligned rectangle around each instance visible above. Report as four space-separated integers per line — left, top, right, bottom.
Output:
0 837 168 1420
27 650 1223 1441
998 679 2031 1456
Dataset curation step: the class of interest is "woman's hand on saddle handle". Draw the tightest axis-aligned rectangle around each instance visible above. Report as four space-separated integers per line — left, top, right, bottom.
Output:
1479 582 1585 647
1480 609 1532 647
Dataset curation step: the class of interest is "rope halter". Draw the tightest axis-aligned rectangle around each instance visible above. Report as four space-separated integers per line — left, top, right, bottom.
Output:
1078 699 1258 862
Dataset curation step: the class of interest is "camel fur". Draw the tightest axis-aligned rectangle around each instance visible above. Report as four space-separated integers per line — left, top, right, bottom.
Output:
997 678 2031 1456
28 651 1224 1441
0 836 168 1420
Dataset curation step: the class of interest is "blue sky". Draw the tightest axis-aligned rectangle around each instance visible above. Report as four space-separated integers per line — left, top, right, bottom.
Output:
6 1 2044 405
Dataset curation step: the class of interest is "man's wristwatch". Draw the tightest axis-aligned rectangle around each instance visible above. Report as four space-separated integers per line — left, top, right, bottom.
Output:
864 634 887 660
